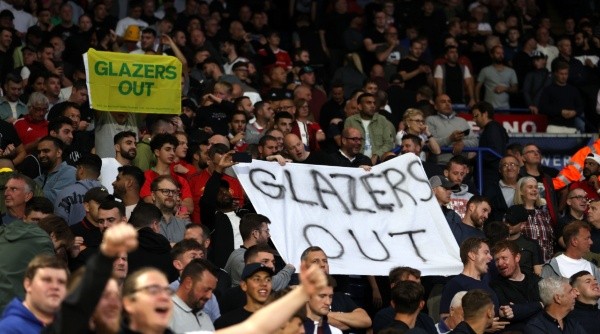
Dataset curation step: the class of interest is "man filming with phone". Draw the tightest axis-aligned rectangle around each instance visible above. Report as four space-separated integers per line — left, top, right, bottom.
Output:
426 94 479 165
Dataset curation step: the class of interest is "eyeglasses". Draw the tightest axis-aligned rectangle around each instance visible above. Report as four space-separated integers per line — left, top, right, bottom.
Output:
409 119 425 124
155 189 178 196
501 162 518 168
132 285 174 296
569 195 588 201
344 137 364 142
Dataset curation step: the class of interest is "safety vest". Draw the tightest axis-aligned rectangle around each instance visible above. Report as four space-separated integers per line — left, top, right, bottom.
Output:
553 139 600 190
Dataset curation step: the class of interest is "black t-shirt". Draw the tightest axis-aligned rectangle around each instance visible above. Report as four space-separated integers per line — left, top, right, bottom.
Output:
0 119 22 150
513 234 543 276
300 151 334 166
214 307 253 329
397 58 429 92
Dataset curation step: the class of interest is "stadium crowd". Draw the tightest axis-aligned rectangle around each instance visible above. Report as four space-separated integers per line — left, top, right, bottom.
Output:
0 0 600 333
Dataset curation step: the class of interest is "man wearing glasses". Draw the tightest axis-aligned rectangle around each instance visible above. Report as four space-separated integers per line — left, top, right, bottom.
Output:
556 188 588 250
330 127 372 169
151 175 188 245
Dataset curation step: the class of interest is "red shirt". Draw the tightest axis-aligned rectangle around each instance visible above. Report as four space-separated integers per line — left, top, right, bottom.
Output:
170 160 197 179
14 115 49 146
140 169 193 200
188 169 245 224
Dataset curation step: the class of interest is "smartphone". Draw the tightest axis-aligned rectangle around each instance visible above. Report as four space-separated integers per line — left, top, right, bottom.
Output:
233 152 252 163
462 128 470 136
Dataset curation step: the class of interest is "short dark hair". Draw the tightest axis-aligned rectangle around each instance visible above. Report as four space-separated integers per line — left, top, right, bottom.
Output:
466 195 490 210
563 220 590 246
48 116 74 135
300 246 325 262
460 237 488 265
117 165 145 190
258 135 277 147
472 101 494 118
244 244 275 264
171 239 204 261
207 143 229 159
401 133 421 147
185 223 210 240
129 202 162 228
114 131 137 145
388 267 421 286
150 133 178 152
274 111 293 123
357 92 375 104
142 27 157 37
240 213 271 241
98 199 126 217
180 258 219 283
484 221 509 246
570 270 592 286
446 155 469 170
391 281 424 314
38 136 64 151
4 72 23 85
37 215 74 249
552 60 570 73
462 289 493 321
25 196 54 215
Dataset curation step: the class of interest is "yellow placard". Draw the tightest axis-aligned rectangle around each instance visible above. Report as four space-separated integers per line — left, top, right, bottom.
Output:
84 49 182 114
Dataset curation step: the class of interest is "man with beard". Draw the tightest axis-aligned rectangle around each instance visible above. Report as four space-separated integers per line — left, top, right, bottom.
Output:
454 196 489 244
490 240 543 332
34 136 76 204
112 165 145 219
475 45 518 109
566 154 600 202
151 175 188 245
139 134 193 215
568 270 600 333
100 131 137 194
329 127 372 168
170 258 218 333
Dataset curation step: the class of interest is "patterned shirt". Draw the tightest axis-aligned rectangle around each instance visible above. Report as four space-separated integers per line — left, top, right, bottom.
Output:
522 207 554 262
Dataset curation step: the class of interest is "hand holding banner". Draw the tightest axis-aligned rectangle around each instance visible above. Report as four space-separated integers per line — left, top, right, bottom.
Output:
233 154 462 276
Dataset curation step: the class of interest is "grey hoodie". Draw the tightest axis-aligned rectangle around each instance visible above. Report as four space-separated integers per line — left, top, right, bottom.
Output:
54 179 103 226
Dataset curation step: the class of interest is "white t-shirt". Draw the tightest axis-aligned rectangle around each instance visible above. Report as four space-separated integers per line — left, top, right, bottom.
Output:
99 158 123 194
555 254 593 279
361 119 372 157
226 211 242 248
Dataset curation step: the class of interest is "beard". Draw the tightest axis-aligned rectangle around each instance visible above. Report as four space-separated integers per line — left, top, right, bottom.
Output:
39 157 54 170
121 149 137 160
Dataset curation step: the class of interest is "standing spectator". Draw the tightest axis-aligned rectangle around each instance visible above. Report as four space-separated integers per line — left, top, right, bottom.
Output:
519 143 559 224
568 270 600 334
2 173 35 225
258 31 292 71
471 101 508 186
445 155 474 218
398 38 433 93
362 9 388 72
291 98 325 152
245 101 273 145
303 276 343 334
535 27 559 71
484 155 521 222
14 92 49 155
151 175 188 245
504 205 544 277
94 111 140 159
344 93 395 165
556 188 588 250
34 136 76 204
434 45 476 106
451 290 496 334
538 61 585 133
376 26 405 82
115 1 148 40
476 45 518 109
0 73 27 122
99 131 137 194
522 51 551 114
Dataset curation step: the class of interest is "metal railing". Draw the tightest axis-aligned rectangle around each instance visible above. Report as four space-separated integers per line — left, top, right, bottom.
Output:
440 146 503 194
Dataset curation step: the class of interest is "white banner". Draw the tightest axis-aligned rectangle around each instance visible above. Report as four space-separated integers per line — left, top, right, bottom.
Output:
233 154 462 276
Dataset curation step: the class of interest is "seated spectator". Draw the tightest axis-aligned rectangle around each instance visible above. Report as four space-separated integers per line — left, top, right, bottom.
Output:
329 127 372 168
523 276 584 333
379 280 428 333
291 98 325 152
435 291 466 333
556 188 588 250
490 240 543 331
445 155 475 218
395 108 441 157
568 270 600 334
451 289 497 334
542 221 600 280
34 136 76 204
151 175 189 244
302 275 343 334
400 134 444 178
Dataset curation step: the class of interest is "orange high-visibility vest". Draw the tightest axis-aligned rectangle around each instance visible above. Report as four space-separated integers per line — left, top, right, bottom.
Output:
553 139 600 190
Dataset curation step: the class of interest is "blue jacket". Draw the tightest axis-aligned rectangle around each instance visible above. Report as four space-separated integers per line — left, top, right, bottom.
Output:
0 298 44 333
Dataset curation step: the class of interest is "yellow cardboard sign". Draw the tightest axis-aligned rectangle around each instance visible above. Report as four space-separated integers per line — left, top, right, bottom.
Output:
84 49 182 114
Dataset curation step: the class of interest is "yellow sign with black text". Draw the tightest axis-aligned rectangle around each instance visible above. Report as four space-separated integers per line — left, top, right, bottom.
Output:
84 49 182 114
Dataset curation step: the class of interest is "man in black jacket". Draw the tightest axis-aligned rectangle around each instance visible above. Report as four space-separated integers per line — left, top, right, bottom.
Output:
568 270 600 334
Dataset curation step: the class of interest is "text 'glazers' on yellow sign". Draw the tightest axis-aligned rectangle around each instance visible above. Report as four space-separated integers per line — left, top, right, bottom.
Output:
83 48 182 114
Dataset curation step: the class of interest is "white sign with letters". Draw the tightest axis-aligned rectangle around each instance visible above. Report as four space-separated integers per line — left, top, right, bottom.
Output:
233 154 462 276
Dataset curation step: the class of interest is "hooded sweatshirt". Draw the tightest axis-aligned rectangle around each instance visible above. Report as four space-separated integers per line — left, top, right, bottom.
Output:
53 179 103 226
127 227 178 282
0 220 54 313
0 298 44 333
